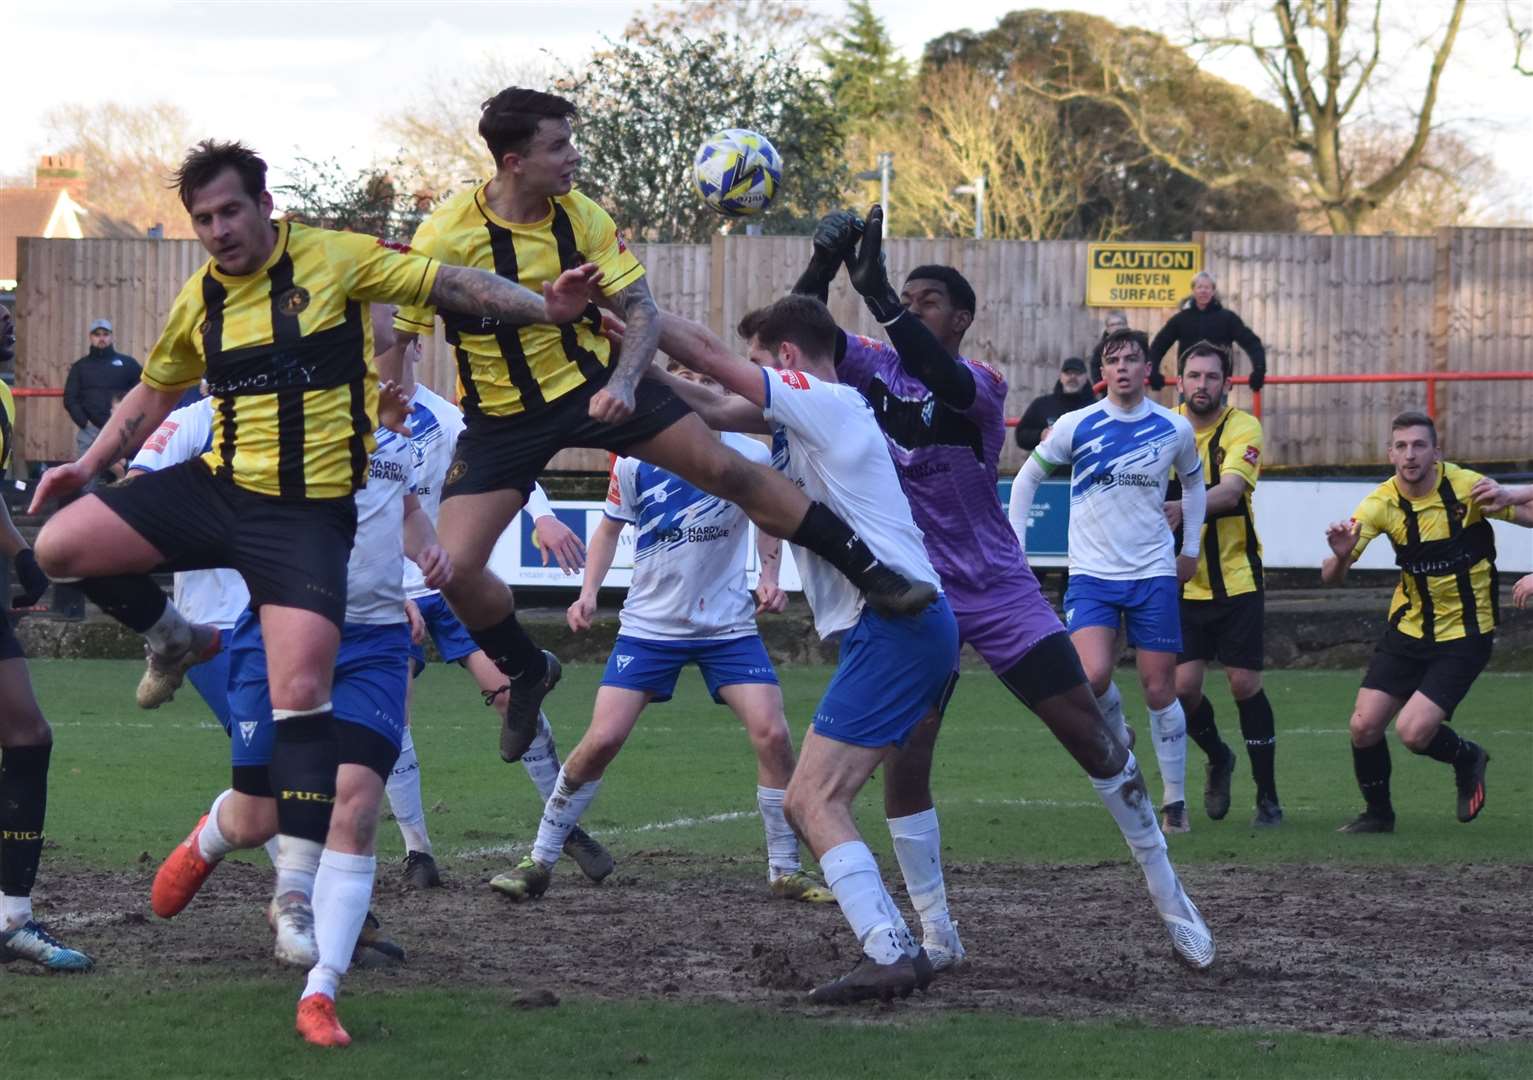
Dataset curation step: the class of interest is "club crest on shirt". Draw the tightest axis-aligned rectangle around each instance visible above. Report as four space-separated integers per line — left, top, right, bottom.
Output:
445 459 468 486
276 286 310 316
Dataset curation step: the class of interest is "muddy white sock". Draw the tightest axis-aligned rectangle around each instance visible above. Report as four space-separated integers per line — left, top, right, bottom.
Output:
303 849 374 1002
821 839 917 963
1149 701 1188 805
1 894 32 932
520 711 561 802
887 808 952 939
529 766 602 867
144 602 192 656
274 835 323 900
757 786 800 881
1091 752 1179 908
196 789 236 863
1096 682 1128 746
387 729 430 855
264 836 280 865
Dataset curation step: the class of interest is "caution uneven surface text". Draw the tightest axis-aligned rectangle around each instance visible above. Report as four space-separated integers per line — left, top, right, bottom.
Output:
1086 243 1202 308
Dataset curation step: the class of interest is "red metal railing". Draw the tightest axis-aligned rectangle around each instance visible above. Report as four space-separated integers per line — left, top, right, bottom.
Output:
1005 370 1533 427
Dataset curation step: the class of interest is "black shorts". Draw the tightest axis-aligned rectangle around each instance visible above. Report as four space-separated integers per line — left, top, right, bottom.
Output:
0 607 25 662
1361 627 1494 717
94 459 357 628
997 630 1090 712
443 373 692 500
1178 591 1265 670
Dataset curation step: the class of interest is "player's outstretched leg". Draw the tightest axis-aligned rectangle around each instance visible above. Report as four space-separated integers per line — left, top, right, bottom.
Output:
386 728 439 888
152 790 236 917
1396 692 1490 824
882 709 962 970
1138 648 1188 834
0 733 92 972
75 575 220 709
1338 689 1398 833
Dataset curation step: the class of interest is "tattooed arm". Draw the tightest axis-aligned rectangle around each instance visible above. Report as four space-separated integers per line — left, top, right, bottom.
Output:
29 381 182 511
589 277 661 424
427 262 603 327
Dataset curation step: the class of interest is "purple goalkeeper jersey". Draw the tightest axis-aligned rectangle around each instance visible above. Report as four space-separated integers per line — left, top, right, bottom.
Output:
837 333 1058 665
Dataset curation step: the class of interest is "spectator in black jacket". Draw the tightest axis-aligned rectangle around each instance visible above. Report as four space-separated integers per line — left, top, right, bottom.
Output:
1148 272 1266 392
1087 309 1129 388
1015 356 1096 451
63 318 141 464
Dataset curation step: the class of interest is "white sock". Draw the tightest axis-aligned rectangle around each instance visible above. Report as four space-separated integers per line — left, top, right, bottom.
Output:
264 836 280 865
529 766 602 867
197 789 236 863
387 728 431 855
1096 682 1128 746
1149 701 1188 805
757 786 800 881
274 835 323 900
144 601 192 656
887 808 953 940
820 840 917 963
303 849 375 1002
1 894 32 931
1090 752 1180 909
519 711 561 801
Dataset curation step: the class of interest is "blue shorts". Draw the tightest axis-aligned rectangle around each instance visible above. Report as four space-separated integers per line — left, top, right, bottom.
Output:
812 596 959 748
227 609 412 768
601 634 778 704
187 634 233 730
408 591 479 675
1064 574 1182 653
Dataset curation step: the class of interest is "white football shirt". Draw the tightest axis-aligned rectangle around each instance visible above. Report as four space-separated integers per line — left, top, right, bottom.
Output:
760 367 939 640
130 399 248 629
346 427 416 624
1033 397 1201 580
605 432 766 641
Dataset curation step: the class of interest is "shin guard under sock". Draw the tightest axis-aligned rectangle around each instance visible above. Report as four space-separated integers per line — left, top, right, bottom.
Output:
1235 690 1279 802
1185 697 1226 761
470 610 547 684
79 574 168 633
0 743 51 900
1352 739 1393 816
270 711 338 845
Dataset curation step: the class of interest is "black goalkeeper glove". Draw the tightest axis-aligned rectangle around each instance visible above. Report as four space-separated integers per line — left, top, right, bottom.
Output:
846 204 903 324
1248 365 1266 393
791 209 864 303
12 548 49 609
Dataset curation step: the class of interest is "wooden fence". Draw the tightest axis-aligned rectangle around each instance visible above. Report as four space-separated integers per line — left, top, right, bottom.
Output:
14 228 1533 473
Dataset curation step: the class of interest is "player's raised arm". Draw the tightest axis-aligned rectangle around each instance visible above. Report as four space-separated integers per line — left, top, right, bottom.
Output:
31 381 183 512
1320 519 1363 585
427 262 601 328
589 277 662 425
653 314 772 427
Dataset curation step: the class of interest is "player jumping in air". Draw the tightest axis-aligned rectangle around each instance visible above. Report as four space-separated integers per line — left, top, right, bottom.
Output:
656 293 956 1003
380 88 935 770
800 207 1214 971
490 360 830 907
1323 413 1533 833
1167 342 1283 827
1010 326 1207 835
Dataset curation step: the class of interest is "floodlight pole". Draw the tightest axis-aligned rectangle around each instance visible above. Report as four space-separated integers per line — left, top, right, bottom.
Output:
953 175 986 238
855 151 895 230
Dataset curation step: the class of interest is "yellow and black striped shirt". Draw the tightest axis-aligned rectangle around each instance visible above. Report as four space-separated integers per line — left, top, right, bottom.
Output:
1176 404 1264 600
1350 462 1516 643
143 221 440 499
0 380 14 474
394 185 644 419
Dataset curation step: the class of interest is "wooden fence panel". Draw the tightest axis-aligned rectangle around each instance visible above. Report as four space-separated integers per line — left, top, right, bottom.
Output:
12 230 1533 471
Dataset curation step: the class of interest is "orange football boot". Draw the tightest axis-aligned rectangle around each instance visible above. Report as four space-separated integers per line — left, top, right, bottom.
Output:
150 815 218 918
297 994 351 1047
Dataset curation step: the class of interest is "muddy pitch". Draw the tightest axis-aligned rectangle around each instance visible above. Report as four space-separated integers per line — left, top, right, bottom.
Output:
21 854 1533 1040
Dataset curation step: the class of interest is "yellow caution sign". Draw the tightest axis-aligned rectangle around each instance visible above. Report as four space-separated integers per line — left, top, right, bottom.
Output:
1086 243 1202 307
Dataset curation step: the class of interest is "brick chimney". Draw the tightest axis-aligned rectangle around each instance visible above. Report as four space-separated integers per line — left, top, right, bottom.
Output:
35 154 87 198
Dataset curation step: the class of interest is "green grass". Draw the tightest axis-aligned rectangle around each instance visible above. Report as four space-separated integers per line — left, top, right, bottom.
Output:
8 660 1532 1078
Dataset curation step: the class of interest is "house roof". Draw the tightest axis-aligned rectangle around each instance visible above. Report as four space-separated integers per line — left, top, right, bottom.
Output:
0 188 137 285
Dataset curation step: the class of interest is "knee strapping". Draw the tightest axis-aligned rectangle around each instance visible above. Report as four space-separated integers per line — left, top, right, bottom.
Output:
269 713 338 845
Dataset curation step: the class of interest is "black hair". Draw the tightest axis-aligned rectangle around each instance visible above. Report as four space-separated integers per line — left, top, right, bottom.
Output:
1178 340 1232 377
479 87 578 164
170 140 267 211
738 295 839 360
904 265 976 315
1100 327 1150 360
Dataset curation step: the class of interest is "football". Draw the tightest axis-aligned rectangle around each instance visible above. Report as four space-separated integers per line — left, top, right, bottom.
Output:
692 128 782 218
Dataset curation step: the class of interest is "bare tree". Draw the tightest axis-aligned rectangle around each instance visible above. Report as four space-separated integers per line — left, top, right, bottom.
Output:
1183 0 1467 234
871 65 1114 240
42 101 200 237
624 0 828 46
1322 128 1501 234
1511 0 1532 75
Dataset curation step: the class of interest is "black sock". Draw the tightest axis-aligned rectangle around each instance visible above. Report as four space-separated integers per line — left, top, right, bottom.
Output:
1184 697 1226 762
469 610 547 684
0 743 52 899
1236 690 1279 803
1421 726 1478 772
269 712 338 845
79 574 167 633
790 502 883 587
1351 740 1393 817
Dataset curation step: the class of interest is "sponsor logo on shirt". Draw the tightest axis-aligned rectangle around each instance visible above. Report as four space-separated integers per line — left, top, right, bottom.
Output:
143 420 179 454
1243 445 1260 466
606 467 622 505
376 238 412 254
969 359 1004 384
777 369 811 391
369 457 409 483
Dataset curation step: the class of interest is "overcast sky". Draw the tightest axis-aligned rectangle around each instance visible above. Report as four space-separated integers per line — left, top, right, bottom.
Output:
8 0 1530 218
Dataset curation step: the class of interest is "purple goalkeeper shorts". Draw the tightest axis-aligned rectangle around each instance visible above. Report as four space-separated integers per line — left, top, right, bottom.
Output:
949 569 1066 674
